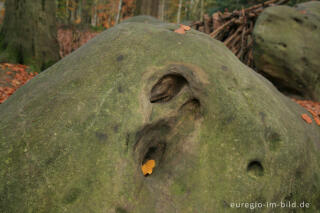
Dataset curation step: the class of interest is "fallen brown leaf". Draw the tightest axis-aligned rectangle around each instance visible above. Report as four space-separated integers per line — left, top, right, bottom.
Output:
301 113 312 124
314 116 320 126
182 25 191 31
174 26 185 34
0 63 37 104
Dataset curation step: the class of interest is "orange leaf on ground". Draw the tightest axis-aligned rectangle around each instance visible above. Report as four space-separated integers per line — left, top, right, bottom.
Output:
293 99 320 127
182 25 191 31
0 63 38 104
11 79 21 87
174 26 185 34
301 114 312 124
314 116 320 126
307 109 317 117
17 64 27 69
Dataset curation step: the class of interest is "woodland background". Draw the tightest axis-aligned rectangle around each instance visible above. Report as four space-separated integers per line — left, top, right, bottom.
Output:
0 0 314 104
0 0 310 30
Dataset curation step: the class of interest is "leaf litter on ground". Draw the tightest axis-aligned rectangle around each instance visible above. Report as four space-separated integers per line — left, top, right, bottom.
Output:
293 99 320 126
0 63 37 103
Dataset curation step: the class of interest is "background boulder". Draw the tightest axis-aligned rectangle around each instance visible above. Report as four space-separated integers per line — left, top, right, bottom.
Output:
1 20 320 212
253 1 320 101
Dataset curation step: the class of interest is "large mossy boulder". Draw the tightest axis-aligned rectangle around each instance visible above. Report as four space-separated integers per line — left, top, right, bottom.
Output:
253 1 320 101
1 19 320 213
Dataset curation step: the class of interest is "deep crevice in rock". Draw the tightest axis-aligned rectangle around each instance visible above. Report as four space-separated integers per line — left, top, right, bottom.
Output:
150 74 188 103
293 17 303 24
258 71 306 98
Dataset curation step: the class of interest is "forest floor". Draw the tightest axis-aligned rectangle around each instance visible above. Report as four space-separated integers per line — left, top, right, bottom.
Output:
0 63 36 103
0 27 97 104
0 27 319 126
57 27 99 58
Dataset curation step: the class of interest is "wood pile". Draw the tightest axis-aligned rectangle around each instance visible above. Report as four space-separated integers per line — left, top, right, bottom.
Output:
191 0 289 67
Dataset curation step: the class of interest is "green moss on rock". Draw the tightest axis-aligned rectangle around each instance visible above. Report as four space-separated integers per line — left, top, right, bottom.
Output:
0 20 320 212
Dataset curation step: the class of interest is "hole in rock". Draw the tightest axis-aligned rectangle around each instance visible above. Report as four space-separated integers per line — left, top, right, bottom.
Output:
278 42 287 48
293 17 303 24
180 98 200 110
117 55 124 61
144 146 158 160
141 143 166 177
115 207 128 213
247 161 264 177
150 74 188 103
179 98 201 119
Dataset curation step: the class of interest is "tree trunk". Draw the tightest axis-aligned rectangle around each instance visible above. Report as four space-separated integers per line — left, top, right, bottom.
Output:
158 0 166 21
81 0 92 25
135 0 160 18
66 0 69 17
115 0 123 24
187 0 194 19
91 4 97 27
0 0 60 72
184 1 188 20
200 0 204 22
70 0 76 23
190 0 199 20
177 0 183 24
76 0 82 24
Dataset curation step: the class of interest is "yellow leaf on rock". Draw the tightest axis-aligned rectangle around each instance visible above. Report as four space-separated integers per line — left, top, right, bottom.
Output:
141 160 156 176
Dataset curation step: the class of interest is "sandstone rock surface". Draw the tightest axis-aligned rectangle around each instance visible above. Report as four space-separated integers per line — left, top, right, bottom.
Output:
1 19 320 212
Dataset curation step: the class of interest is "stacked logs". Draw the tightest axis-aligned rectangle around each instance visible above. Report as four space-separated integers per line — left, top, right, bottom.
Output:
191 0 289 67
